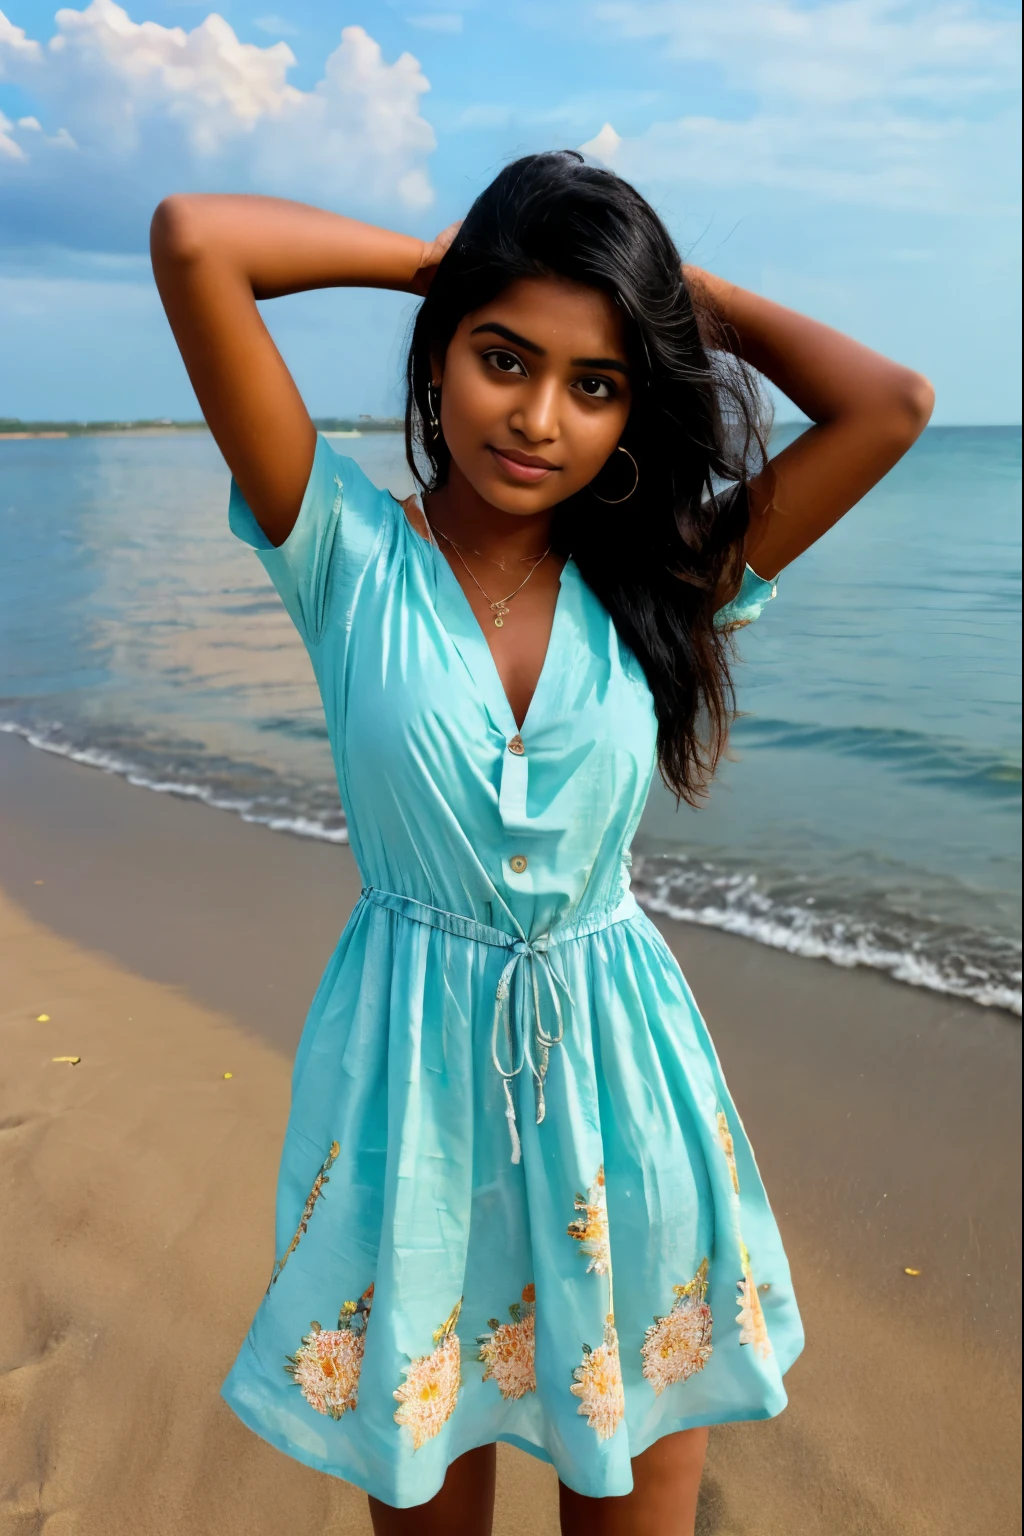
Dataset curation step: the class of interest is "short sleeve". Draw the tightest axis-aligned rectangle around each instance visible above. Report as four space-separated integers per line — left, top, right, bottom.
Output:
714 563 779 630
228 432 391 649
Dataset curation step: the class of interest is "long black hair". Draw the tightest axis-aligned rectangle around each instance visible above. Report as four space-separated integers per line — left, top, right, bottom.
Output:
405 150 771 806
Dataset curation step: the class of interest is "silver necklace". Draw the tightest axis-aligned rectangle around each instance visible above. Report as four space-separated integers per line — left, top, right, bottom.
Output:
423 512 551 628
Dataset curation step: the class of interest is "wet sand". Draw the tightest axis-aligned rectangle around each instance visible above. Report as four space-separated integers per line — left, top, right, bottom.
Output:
1 730 1019 1535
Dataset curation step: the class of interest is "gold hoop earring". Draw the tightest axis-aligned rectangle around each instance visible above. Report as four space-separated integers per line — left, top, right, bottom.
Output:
592 446 639 504
426 382 441 438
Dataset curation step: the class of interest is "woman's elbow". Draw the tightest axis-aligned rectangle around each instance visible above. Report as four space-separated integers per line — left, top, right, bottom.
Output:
150 195 205 267
893 369 936 440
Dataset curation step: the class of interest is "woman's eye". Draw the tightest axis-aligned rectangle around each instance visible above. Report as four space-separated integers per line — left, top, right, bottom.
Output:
576 376 615 400
484 349 526 376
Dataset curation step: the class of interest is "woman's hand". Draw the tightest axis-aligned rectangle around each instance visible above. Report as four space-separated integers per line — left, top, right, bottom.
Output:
410 222 462 298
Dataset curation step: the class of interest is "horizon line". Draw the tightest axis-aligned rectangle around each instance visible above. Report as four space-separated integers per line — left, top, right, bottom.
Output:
1 416 1020 434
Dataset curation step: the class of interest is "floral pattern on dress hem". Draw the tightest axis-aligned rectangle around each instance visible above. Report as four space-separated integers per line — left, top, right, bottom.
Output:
737 1243 772 1359
267 1139 340 1292
570 1318 625 1439
477 1283 536 1400
284 1283 373 1419
393 1298 463 1450
641 1258 713 1394
567 1165 610 1275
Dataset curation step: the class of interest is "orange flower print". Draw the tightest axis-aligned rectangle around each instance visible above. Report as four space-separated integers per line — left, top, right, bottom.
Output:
477 1284 536 1401
570 1318 624 1440
717 1111 740 1196
567 1165 610 1275
393 1298 463 1450
284 1284 373 1419
641 1258 713 1394
267 1140 340 1292
567 1165 622 1436
736 1243 772 1360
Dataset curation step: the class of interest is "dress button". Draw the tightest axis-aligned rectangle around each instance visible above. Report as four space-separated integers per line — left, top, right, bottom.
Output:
507 734 525 755
509 854 529 874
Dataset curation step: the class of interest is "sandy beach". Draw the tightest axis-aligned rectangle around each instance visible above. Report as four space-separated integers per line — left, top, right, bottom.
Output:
1 729 1019 1535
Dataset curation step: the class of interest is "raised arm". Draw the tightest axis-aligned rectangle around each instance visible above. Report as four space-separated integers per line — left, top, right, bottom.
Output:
149 195 432 545
684 266 935 583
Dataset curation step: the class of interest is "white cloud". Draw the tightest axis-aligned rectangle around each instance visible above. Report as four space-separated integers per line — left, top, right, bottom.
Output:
583 108 1019 214
407 13 465 33
594 0 1020 106
579 121 621 161
0 0 436 251
0 108 24 159
0 99 76 160
252 14 299 37
582 0 1020 213
0 10 39 67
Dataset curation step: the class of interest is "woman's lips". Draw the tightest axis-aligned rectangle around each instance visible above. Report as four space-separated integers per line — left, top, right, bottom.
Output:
488 446 558 483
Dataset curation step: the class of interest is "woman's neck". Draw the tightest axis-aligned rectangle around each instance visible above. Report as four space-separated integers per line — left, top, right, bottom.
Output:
424 461 554 566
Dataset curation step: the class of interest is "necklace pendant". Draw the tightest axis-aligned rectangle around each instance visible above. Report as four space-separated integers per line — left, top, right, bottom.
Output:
491 599 509 628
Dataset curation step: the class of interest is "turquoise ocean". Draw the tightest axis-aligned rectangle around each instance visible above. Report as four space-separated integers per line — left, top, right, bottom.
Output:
1 426 1020 1014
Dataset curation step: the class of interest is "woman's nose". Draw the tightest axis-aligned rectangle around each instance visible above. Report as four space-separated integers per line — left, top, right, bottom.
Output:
510 379 560 443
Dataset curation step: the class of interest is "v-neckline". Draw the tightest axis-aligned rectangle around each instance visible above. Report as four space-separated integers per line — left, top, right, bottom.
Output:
394 493 572 735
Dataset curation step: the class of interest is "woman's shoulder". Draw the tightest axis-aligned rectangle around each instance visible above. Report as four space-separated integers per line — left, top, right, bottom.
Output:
226 432 405 649
314 435 396 512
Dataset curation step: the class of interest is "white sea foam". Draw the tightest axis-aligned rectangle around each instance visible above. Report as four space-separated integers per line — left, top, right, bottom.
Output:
634 869 1022 1018
3 716 1018 1016
0 719 350 844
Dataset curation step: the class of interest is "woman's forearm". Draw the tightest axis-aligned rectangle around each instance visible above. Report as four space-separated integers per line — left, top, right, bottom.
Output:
151 194 427 300
683 264 933 433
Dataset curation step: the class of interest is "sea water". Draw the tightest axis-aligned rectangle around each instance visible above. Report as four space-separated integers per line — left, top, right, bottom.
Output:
1 427 1019 1014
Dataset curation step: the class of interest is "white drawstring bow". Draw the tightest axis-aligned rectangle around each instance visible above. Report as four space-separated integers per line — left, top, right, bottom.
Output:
490 936 570 1164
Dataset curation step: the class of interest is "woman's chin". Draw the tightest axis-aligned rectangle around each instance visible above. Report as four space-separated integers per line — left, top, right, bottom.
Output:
458 461 569 517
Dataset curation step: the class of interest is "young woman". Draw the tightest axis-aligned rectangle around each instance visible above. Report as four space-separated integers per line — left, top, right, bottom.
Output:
151 152 933 1534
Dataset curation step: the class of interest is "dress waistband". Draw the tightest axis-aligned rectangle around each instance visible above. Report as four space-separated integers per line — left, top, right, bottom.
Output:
358 885 638 1163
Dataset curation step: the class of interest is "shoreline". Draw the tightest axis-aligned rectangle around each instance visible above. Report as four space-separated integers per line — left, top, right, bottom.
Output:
2 718 1016 1020
1 729 1020 1534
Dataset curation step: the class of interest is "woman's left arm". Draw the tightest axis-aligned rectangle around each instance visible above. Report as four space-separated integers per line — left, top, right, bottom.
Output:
684 266 935 582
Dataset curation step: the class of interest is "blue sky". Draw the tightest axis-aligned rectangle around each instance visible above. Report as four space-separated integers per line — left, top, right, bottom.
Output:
1 0 1020 423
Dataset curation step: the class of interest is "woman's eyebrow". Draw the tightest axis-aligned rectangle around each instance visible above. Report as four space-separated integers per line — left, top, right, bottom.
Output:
470 322 544 355
471 321 630 376
571 355 630 376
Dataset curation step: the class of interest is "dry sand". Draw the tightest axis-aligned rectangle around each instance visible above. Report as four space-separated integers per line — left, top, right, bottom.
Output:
1 732 1020 1535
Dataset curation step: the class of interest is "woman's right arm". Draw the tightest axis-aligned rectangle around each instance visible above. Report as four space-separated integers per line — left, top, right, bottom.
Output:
149 195 429 546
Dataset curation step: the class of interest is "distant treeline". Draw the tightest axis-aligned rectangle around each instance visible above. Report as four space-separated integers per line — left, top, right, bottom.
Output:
314 417 404 433
0 415 404 437
0 417 206 437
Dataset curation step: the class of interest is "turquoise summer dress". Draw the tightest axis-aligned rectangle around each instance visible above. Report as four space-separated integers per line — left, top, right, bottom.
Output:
220 434 804 1507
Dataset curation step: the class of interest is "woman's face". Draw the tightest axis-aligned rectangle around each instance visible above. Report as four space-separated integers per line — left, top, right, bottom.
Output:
435 275 633 517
